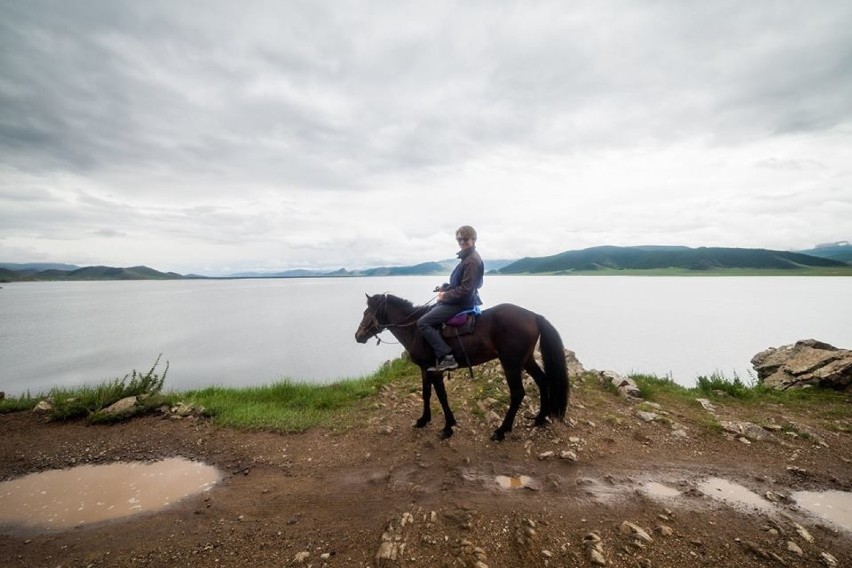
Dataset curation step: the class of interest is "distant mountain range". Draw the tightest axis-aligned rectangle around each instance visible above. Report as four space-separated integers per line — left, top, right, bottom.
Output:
498 244 850 274
1 244 849 282
797 241 852 263
0 264 189 282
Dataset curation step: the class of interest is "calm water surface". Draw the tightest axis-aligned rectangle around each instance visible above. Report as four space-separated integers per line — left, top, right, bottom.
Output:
1 276 850 396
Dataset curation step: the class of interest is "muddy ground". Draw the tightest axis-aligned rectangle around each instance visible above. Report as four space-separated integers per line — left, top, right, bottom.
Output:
1 363 850 568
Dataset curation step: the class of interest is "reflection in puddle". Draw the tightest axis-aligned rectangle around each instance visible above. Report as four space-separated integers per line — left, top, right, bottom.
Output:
794 490 852 532
697 477 775 515
0 457 221 531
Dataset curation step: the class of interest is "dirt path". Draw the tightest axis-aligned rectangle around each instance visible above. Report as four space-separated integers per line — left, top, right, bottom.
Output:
1 369 850 567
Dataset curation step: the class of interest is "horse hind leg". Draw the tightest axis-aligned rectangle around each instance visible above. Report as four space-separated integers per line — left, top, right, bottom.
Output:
524 359 550 427
492 365 525 441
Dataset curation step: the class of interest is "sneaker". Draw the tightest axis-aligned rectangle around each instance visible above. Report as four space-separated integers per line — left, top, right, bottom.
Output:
428 355 459 372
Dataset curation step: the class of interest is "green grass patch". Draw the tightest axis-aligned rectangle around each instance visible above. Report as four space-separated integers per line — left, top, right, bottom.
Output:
183 357 419 432
1 357 172 420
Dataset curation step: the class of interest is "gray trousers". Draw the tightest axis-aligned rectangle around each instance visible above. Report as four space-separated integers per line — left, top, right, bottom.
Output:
416 304 462 360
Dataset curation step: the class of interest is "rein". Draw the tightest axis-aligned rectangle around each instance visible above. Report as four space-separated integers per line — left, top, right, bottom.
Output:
372 294 435 344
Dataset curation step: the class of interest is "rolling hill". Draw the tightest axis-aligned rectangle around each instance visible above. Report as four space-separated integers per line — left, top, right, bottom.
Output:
498 245 850 274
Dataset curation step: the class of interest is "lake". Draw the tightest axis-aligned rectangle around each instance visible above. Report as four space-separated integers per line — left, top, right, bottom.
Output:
1 276 850 396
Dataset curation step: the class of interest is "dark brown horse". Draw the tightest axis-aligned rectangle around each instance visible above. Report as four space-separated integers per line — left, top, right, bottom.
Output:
355 293 569 441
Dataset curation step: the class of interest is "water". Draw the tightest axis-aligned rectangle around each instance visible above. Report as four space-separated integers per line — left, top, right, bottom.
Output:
1 276 850 396
0 458 220 532
793 490 852 532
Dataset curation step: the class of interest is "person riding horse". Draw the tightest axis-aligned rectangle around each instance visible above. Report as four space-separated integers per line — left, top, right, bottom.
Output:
417 225 484 372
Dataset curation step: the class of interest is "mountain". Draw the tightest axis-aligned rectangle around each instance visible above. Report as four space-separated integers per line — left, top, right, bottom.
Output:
797 241 852 263
0 265 188 282
0 262 81 272
498 245 849 274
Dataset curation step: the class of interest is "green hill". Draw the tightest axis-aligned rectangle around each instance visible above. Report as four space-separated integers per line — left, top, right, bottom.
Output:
0 265 188 282
499 245 849 274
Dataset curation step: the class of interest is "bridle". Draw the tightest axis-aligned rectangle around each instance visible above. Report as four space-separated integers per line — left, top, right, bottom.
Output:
363 293 434 344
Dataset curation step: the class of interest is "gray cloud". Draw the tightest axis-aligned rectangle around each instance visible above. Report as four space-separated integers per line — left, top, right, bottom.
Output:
1 1 851 273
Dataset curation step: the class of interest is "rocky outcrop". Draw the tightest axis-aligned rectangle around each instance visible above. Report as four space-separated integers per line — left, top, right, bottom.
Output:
751 339 852 391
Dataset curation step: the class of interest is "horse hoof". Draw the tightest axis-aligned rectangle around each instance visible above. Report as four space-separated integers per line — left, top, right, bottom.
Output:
532 417 548 427
439 429 454 440
414 417 430 428
490 430 505 442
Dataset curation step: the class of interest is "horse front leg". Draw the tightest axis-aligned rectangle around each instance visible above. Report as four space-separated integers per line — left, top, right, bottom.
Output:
432 372 457 439
492 366 525 441
414 368 432 428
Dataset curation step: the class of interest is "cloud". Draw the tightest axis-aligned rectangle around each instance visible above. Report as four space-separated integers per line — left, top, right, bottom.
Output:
1 1 851 274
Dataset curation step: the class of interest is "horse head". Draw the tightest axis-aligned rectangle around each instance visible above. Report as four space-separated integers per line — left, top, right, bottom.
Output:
354 294 386 343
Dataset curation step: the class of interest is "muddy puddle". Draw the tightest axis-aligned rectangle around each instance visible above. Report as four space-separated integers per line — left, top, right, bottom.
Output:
793 490 852 532
0 457 221 532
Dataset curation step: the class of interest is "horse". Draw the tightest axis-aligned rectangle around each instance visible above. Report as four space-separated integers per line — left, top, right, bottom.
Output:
355 293 569 441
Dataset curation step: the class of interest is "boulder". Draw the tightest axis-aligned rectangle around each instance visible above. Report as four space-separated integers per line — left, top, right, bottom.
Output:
599 370 642 399
751 339 852 391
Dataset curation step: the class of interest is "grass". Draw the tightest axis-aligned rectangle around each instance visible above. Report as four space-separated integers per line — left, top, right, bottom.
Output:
1 356 173 421
182 357 419 432
629 371 850 432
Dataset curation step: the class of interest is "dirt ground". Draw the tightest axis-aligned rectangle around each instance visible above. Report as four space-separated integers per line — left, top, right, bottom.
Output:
1 364 850 568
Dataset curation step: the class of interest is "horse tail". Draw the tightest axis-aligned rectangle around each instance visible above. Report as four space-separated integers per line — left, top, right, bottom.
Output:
536 314 569 419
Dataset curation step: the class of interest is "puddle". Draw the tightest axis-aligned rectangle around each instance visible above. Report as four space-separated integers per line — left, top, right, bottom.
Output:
0 457 221 532
793 490 852 532
697 477 775 515
642 481 682 499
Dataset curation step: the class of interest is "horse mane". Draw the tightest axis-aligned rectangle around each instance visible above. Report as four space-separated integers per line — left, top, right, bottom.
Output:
382 293 431 319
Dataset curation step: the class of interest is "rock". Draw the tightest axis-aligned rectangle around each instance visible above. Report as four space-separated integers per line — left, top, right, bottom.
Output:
537 451 555 460
293 550 310 563
695 398 716 412
620 521 653 543
599 371 642 399
589 549 607 566
102 396 138 415
751 339 852 390
636 411 659 422
564 349 586 377
655 524 674 537
786 540 803 555
33 400 54 413
794 523 814 543
820 551 838 567
559 450 578 462
720 421 772 442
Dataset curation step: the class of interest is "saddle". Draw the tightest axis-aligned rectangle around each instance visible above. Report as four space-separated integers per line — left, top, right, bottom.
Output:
441 307 480 338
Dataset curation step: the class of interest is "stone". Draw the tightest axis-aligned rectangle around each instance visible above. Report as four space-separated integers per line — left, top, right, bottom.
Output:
102 396 138 415
564 349 586 377
820 551 838 567
599 370 642 399
695 398 716 412
620 521 653 543
751 339 852 390
636 411 659 422
589 549 607 566
293 551 310 563
33 400 54 413
559 450 578 462
786 541 803 555
794 523 814 543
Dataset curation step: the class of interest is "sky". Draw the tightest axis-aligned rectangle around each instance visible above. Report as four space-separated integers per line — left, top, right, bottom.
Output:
1 1 851 276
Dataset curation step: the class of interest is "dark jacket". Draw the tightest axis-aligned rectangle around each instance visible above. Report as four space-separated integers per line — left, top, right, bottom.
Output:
440 247 484 307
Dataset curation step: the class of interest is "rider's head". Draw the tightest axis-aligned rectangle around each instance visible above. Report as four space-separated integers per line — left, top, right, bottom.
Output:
456 225 477 245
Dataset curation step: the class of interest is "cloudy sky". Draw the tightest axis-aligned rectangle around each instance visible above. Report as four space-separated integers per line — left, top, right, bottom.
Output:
1 1 850 275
